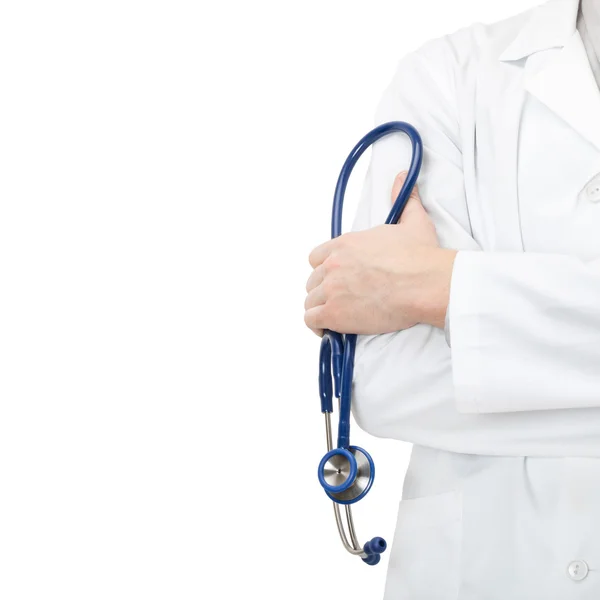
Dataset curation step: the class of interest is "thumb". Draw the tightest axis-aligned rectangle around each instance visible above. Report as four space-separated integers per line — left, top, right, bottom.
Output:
391 170 425 223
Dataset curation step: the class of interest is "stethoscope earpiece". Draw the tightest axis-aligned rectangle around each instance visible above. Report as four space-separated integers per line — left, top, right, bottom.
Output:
316 121 422 565
361 537 388 565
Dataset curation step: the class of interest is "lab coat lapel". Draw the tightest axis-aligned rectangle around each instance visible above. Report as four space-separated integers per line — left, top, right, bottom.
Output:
524 29 600 154
490 0 600 251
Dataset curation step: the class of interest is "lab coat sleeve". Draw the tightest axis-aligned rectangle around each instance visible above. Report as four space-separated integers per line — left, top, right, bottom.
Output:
449 251 600 413
444 309 452 347
349 34 483 440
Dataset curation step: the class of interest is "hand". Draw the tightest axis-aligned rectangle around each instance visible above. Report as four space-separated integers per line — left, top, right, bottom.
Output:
304 171 457 336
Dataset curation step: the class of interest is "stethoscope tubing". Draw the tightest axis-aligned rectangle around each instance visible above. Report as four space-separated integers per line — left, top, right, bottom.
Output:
317 121 423 564
324 121 423 449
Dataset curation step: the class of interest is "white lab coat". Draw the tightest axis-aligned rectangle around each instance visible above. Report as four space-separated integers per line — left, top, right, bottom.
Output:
350 0 600 597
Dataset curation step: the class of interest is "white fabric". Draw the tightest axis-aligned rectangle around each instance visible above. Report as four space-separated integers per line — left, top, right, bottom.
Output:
443 303 451 347
349 0 600 597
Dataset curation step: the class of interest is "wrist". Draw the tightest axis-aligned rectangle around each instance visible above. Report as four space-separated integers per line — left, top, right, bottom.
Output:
413 247 458 328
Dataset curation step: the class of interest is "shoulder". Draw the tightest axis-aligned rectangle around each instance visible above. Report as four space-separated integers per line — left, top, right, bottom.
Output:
375 5 540 149
378 6 537 113
388 3 538 89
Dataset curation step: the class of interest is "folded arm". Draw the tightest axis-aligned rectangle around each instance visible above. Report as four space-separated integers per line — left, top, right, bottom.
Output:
350 35 600 433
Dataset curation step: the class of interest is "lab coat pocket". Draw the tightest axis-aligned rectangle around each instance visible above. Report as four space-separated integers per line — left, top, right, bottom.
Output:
384 490 463 600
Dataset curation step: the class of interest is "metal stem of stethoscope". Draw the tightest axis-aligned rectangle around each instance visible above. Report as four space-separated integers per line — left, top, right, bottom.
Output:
325 410 364 555
316 121 423 565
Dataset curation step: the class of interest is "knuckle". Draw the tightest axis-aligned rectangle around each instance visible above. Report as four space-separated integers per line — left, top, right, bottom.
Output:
323 253 340 273
338 231 356 248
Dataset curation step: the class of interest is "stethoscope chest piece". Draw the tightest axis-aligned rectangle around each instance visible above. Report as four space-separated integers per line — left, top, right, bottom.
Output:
318 446 374 504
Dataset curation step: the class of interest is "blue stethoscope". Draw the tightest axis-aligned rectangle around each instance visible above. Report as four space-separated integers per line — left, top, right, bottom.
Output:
317 121 423 566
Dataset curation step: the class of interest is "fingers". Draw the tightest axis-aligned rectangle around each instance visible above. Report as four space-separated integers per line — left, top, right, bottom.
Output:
304 276 327 337
391 170 421 204
391 170 409 205
308 238 335 268
304 305 325 337
305 263 325 293
391 170 425 224
306 242 335 337
304 282 326 312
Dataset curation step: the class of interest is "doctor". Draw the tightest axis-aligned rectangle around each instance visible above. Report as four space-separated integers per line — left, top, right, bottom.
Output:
305 0 600 597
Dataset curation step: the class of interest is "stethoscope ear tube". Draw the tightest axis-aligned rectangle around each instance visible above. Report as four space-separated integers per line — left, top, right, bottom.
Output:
316 121 423 565
319 332 344 413
331 121 423 238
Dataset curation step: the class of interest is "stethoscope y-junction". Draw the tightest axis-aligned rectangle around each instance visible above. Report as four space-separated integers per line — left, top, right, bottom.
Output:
317 121 423 565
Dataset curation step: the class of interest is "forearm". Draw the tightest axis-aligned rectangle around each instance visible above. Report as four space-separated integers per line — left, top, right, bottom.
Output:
409 247 458 330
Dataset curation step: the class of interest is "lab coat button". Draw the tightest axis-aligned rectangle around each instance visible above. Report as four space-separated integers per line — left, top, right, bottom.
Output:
586 179 600 202
567 560 589 581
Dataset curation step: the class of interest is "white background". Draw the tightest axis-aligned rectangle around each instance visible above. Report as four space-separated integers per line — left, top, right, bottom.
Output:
0 1 539 598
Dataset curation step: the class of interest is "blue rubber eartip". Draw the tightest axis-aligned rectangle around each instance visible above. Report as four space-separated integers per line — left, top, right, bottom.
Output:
364 536 387 556
361 536 387 565
361 553 381 566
